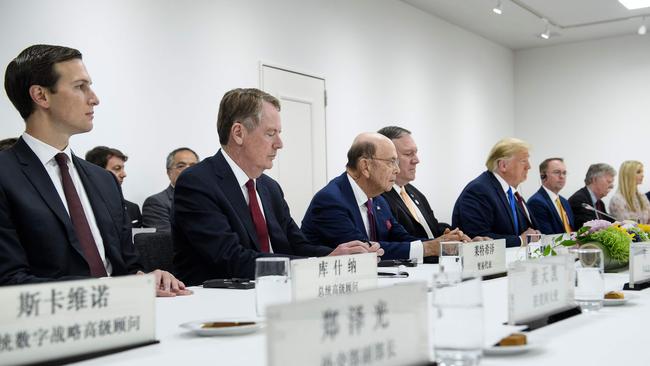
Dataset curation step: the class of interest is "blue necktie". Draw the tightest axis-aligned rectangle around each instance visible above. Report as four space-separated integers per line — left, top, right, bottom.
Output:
507 187 519 233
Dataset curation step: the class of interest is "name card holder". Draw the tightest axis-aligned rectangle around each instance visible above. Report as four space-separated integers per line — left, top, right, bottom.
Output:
461 239 507 280
291 253 378 301
624 242 650 290
0 275 157 365
267 282 429 366
507 255 581 331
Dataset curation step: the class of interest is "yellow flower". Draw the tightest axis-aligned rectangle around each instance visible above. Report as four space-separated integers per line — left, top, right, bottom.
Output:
638 224 650 233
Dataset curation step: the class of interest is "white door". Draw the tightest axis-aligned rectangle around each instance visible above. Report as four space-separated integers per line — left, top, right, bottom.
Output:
261 64 327 225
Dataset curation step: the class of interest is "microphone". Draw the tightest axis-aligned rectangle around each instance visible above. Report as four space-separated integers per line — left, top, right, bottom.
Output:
581 203 617 221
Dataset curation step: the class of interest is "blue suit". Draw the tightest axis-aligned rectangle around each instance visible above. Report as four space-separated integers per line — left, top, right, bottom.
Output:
527 187 574 234
301 172 417 260
452 171 536 247
172 150 331 285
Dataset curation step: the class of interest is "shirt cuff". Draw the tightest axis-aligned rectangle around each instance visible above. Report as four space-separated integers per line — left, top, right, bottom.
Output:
409 240 424 264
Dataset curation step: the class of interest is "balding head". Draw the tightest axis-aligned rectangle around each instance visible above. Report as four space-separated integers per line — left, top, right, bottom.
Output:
346 132 399 198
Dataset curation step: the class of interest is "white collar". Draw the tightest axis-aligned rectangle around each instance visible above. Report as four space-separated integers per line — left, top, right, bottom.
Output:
22 132 73 166
542 186 560 203
347 173 370 207
492 171 516 195
221 148 253 188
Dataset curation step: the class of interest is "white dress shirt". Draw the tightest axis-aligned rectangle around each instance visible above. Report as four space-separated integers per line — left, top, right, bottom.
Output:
221 149 274 253
22 132 112 275
347 174 423 263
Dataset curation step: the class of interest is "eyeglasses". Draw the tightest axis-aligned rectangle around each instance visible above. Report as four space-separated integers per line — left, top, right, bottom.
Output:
549 170 568 177
371 157 399 168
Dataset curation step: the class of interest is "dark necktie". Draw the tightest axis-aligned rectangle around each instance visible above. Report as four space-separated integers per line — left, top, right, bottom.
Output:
366 199 377 241
54 153 107 277
514 191 534 228
507 187 519 233
245 179 270 252
595 200 606 219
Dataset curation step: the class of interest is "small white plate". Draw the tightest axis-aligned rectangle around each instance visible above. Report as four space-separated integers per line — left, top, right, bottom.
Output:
180 319 264 336
603 293 635 306
484 343 537 356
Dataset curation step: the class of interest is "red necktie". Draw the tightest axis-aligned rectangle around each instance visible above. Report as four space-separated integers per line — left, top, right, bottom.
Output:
366 199 377 241
245 179 270 252
595 200 606 219
54 153 107 277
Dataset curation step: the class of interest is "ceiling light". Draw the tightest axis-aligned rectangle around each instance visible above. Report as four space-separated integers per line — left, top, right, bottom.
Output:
639 24 647 35
540 19 550 39
492 0 502 15
619 0 650 10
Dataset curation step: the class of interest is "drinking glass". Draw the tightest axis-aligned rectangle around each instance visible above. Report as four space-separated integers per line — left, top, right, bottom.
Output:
571 248 604 312
432 275 484 366
439 241 463 284
255 257 291 317
525 233 544 259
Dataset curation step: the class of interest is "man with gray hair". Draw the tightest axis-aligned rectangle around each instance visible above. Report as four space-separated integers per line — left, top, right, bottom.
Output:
452 138 539 247
142 147 199 231
568 163 616 228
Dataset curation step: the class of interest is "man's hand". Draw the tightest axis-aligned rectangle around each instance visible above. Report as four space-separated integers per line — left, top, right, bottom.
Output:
329 240 384 257
137 269 193 297
472 236 492 242
423 228 470 257
519 228 541 246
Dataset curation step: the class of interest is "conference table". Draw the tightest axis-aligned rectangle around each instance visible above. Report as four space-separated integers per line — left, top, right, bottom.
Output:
76 249 650 366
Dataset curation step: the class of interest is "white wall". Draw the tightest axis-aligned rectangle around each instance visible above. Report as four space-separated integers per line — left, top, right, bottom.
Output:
0 0 514 223
515 35 650 206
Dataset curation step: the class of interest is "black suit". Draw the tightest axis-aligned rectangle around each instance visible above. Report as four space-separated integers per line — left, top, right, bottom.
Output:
0 138 142 286
172 150 331 285
125 200 142 228
381 184 450 238
568 187 615 229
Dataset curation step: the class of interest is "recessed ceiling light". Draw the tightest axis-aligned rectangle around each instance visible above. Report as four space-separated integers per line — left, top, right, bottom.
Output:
619 0 650 10
492 0 502 15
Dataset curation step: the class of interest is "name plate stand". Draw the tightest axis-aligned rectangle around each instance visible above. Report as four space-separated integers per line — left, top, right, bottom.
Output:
0 275 157 365
624 242 650 290
507 255 581 330
291 253 378 301
461 239 507 279
267 283 429 366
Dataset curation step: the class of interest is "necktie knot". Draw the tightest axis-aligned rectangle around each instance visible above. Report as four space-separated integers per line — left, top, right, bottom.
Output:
54 153 68 170
365 198 373 210
245 179 255 191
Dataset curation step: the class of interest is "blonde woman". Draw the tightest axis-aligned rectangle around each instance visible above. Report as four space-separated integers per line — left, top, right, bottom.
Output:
609 160 650 223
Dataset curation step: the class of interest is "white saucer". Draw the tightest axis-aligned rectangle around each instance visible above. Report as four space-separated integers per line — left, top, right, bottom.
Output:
603 293 636 306
484 343 537 356
180 319 264 336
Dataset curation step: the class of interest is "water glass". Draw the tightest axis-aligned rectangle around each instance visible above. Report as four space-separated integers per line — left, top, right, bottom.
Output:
255 257 291 317
572 248 604 312
432 275 484 366
525 233 544 259
439 241 463 284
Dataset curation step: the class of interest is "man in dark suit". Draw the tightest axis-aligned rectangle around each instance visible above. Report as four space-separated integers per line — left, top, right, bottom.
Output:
301 132 467 262
172 88 379 285
452 138 540 247
142 147 199 231
85 146 142 227
528 158 575 234
377 126 451 238
568 163 616 228
0 44 189 296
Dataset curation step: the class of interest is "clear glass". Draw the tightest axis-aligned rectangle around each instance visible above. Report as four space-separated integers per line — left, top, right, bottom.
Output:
525 233 544 259
432 275 484 366
571 248 604 312
255 257 291 317
439 241 463 285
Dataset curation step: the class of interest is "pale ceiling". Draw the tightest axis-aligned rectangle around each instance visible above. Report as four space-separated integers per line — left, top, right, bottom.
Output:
403 0 650 50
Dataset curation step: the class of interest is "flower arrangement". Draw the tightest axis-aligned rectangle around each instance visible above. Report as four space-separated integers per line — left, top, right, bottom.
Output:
551 219 649 263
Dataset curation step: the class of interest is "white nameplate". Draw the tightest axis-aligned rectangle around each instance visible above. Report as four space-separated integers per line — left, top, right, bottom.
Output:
507 255 574 325
291 253 377 301
267 282 429 366
0 275 156 364
629 242 650 288
461 239 506 277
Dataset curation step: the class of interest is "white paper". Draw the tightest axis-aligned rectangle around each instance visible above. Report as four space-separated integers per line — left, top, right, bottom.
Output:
461 239 506 278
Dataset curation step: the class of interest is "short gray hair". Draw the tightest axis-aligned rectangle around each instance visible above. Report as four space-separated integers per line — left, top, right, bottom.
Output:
584 163 616 185
166 147 199 170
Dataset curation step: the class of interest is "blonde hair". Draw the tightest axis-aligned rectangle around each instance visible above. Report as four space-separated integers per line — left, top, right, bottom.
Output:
485 138 530 172
618 160 645 210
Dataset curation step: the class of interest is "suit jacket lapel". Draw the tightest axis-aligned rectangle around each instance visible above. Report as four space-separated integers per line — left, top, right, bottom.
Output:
339 174 369 240
540 188 563 228
214 151 261 251
486 172 517 231
405 185 430 231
